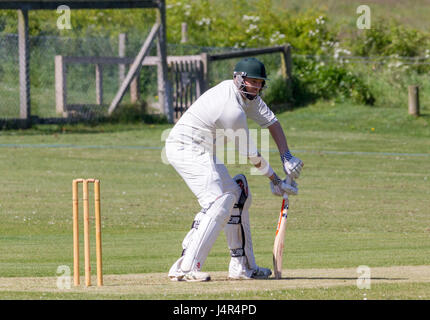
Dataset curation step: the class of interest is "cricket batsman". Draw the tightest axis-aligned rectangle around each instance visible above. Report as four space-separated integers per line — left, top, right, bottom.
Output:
165 57 304 281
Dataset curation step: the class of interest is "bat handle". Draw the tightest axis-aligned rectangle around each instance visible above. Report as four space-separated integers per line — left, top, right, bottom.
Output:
282 193 289 209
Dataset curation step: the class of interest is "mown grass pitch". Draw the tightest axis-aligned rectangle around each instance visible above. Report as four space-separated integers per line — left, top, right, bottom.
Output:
1 265 430 300
0 101 429 299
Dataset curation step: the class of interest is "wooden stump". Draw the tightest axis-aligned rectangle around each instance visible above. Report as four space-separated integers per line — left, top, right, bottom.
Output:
408 85 420 116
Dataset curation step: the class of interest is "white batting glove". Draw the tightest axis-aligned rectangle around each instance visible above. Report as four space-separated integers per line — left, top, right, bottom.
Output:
281 150 303 179
270 174 298 197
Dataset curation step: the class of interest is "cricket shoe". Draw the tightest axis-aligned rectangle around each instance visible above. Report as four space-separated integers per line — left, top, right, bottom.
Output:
183 271 211 282
250 266 272 279
229 266 272 280
228 258 272 280
170 271 211 282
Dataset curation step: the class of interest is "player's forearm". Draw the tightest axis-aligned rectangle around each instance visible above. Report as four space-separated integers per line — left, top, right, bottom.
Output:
248 152 275 178
268 121 289 155
253 164 277 181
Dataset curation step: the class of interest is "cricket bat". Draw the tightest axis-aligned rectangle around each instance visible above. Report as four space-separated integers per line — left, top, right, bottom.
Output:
273 194 289 279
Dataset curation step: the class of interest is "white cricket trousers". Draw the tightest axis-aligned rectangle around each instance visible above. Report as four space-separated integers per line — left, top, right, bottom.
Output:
165 140 240 210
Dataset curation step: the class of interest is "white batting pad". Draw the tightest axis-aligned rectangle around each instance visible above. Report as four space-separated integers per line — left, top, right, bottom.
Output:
180 192 237 273
224 174 258 274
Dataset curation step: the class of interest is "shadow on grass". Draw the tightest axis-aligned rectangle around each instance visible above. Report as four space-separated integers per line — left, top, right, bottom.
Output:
267 76 322 115
0 103 170 134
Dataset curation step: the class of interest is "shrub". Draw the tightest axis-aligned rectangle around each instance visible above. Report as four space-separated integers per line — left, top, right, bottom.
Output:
165 0 335 53
293 57 375 106
347 19 430 58
262 75 292 111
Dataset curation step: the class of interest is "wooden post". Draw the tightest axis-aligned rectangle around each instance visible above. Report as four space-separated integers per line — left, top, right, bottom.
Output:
195 59 203 97
408 85 420 116
200 52 209 93
181 22 188 43
18 9 31 121
130 75 140 103
108 23 160 115
119 33 139 104
156 1 174 123
281 44 293 98
118 33 127 85
173 61 179 118
55 55 67 116
281 44 292 79
95 64 103 105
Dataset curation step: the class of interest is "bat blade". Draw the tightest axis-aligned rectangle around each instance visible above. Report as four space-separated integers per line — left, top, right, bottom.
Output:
273 197 289 279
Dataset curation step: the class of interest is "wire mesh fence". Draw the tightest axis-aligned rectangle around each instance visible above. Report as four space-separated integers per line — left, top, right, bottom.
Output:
0 33 286 124
1 31 428 126
0 32 153 121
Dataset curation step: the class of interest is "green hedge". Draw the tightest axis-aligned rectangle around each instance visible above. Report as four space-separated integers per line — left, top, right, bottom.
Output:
1 1 429 109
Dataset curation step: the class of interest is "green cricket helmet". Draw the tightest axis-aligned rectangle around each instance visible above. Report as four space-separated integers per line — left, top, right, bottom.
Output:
234 57 268 80
233 57 267 100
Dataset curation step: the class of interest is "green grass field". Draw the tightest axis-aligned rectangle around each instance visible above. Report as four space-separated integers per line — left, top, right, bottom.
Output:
0 100 429 300
274 0 430 32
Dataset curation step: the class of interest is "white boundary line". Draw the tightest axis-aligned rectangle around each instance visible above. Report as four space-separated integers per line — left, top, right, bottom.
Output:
0 143 429 157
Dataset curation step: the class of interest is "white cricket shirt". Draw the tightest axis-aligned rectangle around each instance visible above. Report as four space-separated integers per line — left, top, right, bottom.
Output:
167 80 278 157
